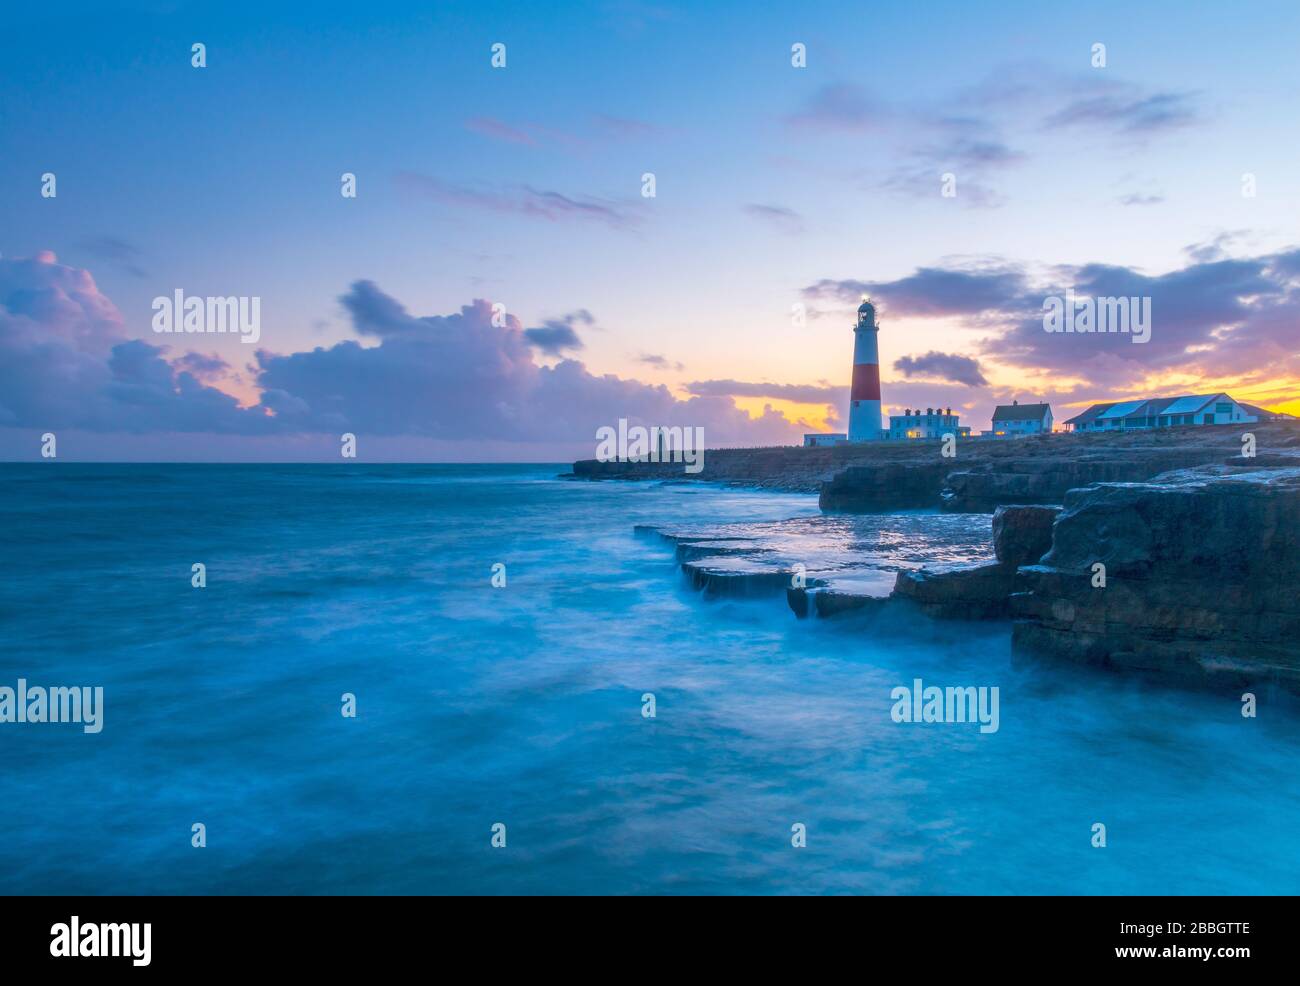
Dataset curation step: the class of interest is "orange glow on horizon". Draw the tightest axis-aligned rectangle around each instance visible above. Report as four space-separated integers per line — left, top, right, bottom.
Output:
729 396 838 432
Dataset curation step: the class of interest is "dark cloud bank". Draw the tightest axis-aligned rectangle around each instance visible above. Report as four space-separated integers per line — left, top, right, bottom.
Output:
805 244 1300 393
3 240 1296 459
0 253 803 459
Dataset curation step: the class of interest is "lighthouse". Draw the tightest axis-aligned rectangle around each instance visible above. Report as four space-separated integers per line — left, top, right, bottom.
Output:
848 298 882 441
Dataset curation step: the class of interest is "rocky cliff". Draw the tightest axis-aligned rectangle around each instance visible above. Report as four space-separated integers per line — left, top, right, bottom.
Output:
1011 465 1300 686
818 461 952 511
891 504 1060 619
571 444 869 492
938 449 1243 512
824 428 1298 513
573 421 1300 513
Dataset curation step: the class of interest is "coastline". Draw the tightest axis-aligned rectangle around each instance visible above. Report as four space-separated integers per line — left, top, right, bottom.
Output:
586 421 1300 690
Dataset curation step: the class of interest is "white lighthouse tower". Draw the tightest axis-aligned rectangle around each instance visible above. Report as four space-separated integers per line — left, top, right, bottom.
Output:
848 298 882 441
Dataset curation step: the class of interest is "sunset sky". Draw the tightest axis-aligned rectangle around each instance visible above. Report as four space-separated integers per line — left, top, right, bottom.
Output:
3 0 1299 460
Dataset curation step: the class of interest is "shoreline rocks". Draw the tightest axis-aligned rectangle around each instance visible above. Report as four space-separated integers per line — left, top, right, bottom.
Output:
574 422 1300 514
938 450 1236 512
992 503 1061 566
637 514 994 614
892 561 1019 619
1010 466 1300 686
786 569 901 618
627 443 1300 689
890 505 1060 619
819 461 951 512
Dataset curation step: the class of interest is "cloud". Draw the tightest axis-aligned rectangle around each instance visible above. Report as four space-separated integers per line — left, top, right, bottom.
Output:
952 62 1205 139
0 254 810 454
872 130 1028 209
684 378 844 405
638 353 684 371
881 382 985 415
877 169 1006 208
1183 231 1249 263
787 84 1031 209
171 351 231 382
1043 91 1201 135
985 256 1287 381
801 233 1300 405
803 265 1030 318
524 310 593 354
829 245 1300 392
9 245 1295 461
340 278 429 336
1118 192 1164 206
937 138 1026 169
743 203 804 234
464 117 536 146
0 253 262 434
894 351 989 387
784 65 1203 210
257 288 804 445
396 172 641 229
590 114 660 139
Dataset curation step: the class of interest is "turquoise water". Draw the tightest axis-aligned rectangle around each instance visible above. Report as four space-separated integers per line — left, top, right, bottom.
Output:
1 463 1297 894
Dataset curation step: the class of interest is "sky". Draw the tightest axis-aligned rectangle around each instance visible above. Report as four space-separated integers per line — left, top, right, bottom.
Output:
2 0 1299 461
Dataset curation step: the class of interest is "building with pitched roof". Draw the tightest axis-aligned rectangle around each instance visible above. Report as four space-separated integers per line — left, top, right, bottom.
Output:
988 401 1053 437
1063 393 1260 432
1238 402 1296 422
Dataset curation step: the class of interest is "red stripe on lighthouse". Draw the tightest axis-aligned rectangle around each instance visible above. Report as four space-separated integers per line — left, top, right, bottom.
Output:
851 362 880 401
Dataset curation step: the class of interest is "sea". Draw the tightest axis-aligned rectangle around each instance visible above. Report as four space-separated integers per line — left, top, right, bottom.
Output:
1 463 1297 895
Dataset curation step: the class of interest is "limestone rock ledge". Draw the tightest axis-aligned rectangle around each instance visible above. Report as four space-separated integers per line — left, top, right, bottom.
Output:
891 561 1019 619
939 450 1231 512
819 461 952 512
1010 466 1300 686
890 505 1060 619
